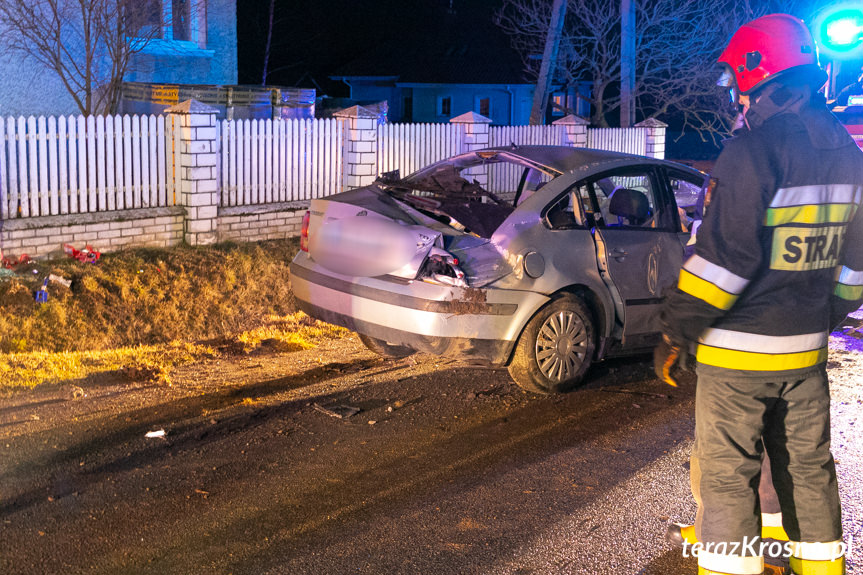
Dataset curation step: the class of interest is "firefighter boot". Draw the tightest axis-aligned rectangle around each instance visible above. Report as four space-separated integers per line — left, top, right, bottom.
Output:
789 542 845 575
667 514 790 548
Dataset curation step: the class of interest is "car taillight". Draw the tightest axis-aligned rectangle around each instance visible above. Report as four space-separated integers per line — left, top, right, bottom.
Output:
300 211 311 252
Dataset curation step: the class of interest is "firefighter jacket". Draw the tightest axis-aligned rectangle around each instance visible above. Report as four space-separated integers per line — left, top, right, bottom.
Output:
661 83 863 373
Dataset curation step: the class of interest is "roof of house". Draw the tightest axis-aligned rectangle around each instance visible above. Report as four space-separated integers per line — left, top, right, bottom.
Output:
330 2 530 85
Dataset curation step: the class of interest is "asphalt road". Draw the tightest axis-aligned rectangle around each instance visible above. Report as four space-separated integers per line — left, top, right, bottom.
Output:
1 333 860 574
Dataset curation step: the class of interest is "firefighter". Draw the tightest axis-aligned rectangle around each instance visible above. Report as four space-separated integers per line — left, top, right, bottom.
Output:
655 13 863 575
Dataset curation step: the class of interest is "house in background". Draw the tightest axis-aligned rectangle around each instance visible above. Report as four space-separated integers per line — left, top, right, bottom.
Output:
0 0 237 117
328 3 589 125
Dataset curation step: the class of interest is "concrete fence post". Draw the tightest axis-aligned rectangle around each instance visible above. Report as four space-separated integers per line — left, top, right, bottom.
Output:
334 105 379 190
635 117 668 159
166 99 220 246
553 114 590 148
450 111 492 188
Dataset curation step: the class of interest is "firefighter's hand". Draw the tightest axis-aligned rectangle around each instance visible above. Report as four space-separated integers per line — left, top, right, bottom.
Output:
654 334 683 387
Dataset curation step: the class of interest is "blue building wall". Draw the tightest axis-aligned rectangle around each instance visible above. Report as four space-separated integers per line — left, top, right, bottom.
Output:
0 0 236 116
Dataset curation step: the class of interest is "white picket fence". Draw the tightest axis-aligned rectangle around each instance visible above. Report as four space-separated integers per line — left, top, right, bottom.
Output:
0 115 174 220
1 114 660 219
588 127 647 157
487 125 569 194
376 122 465 178
218 117 343 207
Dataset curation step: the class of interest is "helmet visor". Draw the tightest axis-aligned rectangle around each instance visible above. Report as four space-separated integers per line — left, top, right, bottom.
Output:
717 66 739 103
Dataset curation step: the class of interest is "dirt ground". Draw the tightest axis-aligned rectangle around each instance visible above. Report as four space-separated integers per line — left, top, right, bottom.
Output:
0 326 861 574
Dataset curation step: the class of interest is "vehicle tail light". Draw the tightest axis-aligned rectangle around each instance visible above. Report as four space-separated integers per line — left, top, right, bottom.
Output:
300 211 311 252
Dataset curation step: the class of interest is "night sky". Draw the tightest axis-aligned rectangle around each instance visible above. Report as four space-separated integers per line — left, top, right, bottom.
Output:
237 0 506 96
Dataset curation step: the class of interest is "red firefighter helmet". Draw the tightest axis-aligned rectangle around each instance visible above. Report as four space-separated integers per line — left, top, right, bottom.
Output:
718 13 823 95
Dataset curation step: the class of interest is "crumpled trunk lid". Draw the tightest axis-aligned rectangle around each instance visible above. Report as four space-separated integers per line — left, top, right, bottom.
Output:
307 184 513 287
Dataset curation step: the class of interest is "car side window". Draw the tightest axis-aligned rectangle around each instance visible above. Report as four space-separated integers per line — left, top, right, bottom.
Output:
667 169 706 232
583 169 675 231
545 188 583 229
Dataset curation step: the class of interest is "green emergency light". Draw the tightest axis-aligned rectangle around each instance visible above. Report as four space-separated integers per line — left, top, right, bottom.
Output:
818 6 863 54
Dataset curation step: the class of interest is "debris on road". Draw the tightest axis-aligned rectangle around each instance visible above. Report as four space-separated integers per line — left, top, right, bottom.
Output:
145 429 166 438
312 403 360 419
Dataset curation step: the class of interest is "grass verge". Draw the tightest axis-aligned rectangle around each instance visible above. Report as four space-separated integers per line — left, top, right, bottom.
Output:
0 240 350 393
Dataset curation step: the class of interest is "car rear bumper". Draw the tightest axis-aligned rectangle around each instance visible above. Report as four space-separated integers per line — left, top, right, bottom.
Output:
290 253 549 365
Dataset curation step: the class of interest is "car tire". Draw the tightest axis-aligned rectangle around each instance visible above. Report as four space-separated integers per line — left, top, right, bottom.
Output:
508 294 595 394
358 333 416 359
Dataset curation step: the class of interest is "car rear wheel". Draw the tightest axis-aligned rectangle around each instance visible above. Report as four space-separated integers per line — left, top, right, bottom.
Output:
358 333 416 358
508 294 595 394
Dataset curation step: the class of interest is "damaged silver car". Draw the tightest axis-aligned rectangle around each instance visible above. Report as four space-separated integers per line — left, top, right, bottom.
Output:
290 146 707 393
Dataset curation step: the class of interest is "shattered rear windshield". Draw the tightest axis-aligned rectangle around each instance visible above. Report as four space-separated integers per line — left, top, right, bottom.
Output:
379 152 558 238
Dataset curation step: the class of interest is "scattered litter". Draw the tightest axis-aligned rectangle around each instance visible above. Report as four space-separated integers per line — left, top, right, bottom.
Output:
63 243 101 264
48 274 72 288
312 403 360 419
70 386 85 400
368 420 377 425
145 429 166 438
387 406 393 412
1 253 31 268
0 268 14 280
34 278 49 304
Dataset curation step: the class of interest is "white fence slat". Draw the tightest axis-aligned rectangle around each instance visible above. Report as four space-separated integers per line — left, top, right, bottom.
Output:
132 115 141 208
229 120 238 206
57 116 68 215
24 117 37 217
106 115 117 211
0 119 7 220
85 115 96 212
37 116 49 216
123 115 133 209
6 118 19 218
96 115 107 211
0 119 6 220
47 116 58 215
140 115 150 208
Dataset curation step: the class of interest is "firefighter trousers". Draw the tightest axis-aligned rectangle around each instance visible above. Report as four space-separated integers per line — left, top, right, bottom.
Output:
691 363 842 549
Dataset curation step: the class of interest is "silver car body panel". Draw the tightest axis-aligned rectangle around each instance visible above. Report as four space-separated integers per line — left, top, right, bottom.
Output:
290 253 550 364
290 146 706 365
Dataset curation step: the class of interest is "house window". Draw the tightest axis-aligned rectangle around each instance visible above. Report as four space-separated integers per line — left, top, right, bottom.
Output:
551 94 566 116
173 0 192 41
477 97 490 118
439 96 452 117
128 0 204 46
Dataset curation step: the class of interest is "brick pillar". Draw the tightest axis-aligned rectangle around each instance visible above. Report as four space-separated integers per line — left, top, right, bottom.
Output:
635 117 668 159
166 99 220 246
553 114 590 148
450 111 492 188
334 105 379 190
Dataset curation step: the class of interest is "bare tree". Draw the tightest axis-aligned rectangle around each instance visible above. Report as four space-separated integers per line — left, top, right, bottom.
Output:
497 0 813 140
0 0 168 115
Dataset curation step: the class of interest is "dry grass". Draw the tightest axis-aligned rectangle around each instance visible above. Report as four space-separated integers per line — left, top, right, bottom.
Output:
0 239 350 392
0 240 300 353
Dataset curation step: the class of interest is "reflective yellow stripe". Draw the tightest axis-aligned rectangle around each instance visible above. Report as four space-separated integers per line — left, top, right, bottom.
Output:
696 345 828 371
835 283 863 301
678 269 739 310
788 556 845 575
764 203 856 226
